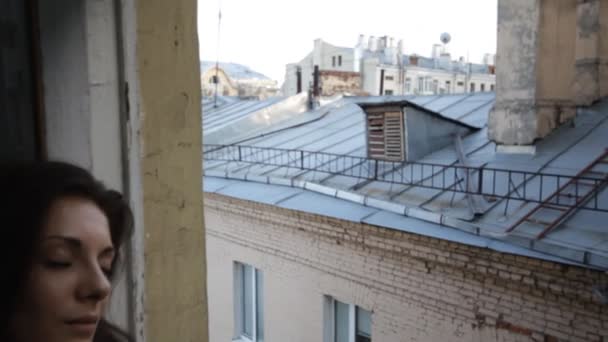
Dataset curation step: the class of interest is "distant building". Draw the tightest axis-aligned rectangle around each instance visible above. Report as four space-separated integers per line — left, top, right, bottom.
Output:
282 35 496 97
201 61 279 99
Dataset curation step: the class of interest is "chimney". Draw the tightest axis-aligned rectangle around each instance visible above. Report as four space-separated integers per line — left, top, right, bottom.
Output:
389 37 394 48
397 40 404 55
380 36 388 50
489 0 584 149
368 36 376 51
409 55 419 66
439 52 451 69
358 34 365 47
432 44 443 59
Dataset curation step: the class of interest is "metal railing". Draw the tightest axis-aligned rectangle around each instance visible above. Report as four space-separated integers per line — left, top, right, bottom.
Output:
203 144 608 212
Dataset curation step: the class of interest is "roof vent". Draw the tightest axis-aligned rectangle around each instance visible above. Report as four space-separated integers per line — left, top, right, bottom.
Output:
366 110 404 161
360 101 475 162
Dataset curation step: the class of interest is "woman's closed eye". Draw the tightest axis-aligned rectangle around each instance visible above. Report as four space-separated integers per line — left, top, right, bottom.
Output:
44 260 72 269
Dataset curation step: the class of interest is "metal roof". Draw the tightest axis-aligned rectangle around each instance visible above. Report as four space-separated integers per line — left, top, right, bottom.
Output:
202 93 608 269
200 61 271 80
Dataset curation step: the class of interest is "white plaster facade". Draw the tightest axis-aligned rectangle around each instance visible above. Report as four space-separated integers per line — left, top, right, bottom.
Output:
283 35 496 97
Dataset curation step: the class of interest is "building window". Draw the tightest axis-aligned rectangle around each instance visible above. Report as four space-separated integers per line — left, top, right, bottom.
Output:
332 56 336 67
432 79 438 94
457 81 464 86
424 77 432 92
445 80 451 94
417 77 424 93
234 262 264 342
338 55 342 66
491 84 495 91
324 297 372 342
384 89 393 95
481 83 486 92
385 75 394 81
405 78 411 93
209 75 218 84
470 82 476 92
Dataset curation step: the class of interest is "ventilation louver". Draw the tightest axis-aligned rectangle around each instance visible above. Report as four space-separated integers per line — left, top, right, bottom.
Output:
366 111 404 161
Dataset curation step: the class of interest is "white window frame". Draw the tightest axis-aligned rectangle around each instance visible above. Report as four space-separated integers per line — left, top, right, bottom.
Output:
324 296 371 342
233 263 263 342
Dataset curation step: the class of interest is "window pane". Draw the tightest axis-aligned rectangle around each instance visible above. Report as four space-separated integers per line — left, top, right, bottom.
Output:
243 265 253 337
256 270 264 341
357 308 372 341
335 301 350 342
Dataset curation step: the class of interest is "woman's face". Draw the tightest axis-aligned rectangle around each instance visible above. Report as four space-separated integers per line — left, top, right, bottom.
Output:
11 196 115 342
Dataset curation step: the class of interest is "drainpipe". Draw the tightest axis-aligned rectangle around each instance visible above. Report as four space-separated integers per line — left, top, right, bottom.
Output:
379 68 385 95
296 66 302 93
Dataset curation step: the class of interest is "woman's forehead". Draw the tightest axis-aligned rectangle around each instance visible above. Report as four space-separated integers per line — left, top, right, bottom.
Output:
42 196 112 247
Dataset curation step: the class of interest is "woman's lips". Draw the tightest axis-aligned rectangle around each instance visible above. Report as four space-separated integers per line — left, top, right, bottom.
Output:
66 316 98 336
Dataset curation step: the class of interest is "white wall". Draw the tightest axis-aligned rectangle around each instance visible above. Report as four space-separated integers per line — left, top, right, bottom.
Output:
284 40 356 96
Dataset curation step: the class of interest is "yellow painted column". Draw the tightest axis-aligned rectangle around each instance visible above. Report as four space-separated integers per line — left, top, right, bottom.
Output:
136 0 208 341
600 0 608 99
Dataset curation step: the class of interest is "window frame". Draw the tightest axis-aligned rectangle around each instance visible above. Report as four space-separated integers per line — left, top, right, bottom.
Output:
338 55 342 66
234 263 263 342
324 296 372 342
404 77 411 93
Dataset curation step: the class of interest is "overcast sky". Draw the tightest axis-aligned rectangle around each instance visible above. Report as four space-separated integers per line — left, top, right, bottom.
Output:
198 0 497 84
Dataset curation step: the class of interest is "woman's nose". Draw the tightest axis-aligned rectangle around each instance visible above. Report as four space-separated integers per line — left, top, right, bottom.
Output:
77 263 112 302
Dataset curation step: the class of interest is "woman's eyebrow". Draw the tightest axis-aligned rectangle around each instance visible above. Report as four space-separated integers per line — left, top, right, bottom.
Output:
44 236 114 256
43 235 82 248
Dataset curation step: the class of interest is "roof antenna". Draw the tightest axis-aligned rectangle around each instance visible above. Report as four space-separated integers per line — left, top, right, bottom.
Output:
213 0 222 108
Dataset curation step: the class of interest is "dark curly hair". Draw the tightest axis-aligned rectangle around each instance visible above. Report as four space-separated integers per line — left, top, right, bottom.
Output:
0 161 134 342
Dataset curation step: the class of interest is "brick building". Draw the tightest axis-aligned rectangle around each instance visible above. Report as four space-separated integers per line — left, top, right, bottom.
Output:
203 91 608 342
202 1 608 341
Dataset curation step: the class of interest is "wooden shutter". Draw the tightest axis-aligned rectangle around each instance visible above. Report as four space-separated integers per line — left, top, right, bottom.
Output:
366 110 404 161
383 111 404 160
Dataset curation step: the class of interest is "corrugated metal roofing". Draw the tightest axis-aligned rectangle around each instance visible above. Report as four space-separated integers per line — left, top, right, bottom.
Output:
202 92 608 269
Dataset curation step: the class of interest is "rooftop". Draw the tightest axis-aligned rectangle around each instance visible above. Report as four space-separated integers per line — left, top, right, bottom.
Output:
202 93 608 270
201 61 272 81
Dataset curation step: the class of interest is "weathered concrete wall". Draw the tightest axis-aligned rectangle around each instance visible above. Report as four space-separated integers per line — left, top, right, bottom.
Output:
319 71 361 96
490 0 582 146
136 0 208 341
573 0 601 105
489 0 540 146
205 194 608 342
600 0 608 98
536 0 577 136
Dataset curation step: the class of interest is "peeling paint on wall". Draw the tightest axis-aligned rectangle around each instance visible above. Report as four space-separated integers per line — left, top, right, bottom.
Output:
136 0 208 341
